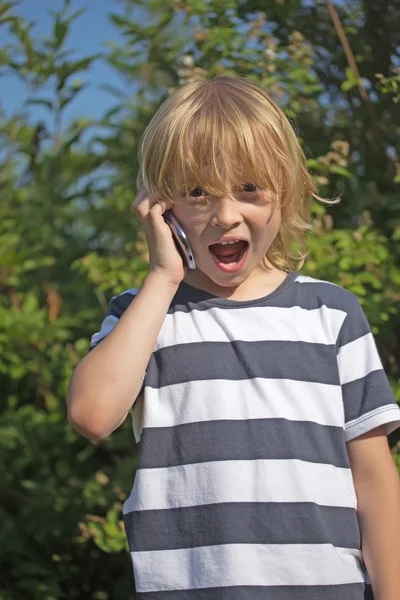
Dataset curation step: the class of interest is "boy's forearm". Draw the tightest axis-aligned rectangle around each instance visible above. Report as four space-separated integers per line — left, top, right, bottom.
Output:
67 271 179 440
353 448 400 600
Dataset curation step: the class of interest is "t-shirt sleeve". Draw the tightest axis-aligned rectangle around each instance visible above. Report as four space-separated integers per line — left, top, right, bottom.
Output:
336 294 400 442
88 288 138 352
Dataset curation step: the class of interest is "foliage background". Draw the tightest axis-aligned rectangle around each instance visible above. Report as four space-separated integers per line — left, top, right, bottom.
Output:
0 0 399 598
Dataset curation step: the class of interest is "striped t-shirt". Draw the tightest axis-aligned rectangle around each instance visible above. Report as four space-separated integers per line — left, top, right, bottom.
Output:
89 272 400 600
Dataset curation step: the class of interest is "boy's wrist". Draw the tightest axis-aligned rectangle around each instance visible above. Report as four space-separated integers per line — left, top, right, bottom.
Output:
146 269 181 294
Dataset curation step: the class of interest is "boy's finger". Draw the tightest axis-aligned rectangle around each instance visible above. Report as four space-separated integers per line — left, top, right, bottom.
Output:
156 199 170 214
131 184 173 219
132 187 156 217
133 196 151 217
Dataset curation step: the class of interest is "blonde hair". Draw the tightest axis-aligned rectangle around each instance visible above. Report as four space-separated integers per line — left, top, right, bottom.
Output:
137 76 318 271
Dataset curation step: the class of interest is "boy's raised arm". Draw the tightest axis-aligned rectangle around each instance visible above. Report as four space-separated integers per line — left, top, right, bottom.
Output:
67 187 185 441
67 271 179 440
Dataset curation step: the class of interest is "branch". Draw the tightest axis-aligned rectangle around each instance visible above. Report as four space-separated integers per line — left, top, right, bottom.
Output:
325 0 368 102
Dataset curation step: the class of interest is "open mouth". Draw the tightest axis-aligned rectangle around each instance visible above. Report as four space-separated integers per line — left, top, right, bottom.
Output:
208 239 249 272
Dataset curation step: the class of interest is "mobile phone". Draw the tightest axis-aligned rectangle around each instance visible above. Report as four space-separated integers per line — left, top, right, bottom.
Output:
163 210 196 270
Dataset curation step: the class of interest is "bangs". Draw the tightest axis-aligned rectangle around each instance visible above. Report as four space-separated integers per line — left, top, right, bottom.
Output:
170 105 283 199
139 78 296 203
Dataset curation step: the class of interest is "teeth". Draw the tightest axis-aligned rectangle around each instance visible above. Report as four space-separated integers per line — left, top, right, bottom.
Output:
220 239 239 245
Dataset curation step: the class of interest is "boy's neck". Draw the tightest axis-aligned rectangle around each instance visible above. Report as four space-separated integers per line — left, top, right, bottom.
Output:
183 266 288 302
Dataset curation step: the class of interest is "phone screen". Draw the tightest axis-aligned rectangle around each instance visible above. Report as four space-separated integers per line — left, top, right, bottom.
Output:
163 211 196 270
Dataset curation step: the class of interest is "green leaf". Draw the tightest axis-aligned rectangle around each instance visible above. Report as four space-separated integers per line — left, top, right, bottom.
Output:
110 14 133 31
54 17 68 48
330 165 353 179
0 1 18 25
341 79 358 92
26 98 53 111
0 2 18 18
56 56 100 90
59 82 87 109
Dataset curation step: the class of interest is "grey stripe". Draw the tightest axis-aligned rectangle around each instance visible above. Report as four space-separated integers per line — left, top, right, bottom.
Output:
138 418 349 469
88 290 138 352
169 272 297 312
343 369 395 423
335 300 370 348
169 275 358 316
146 340 338 388
136 583 367 600
88 339 102 352
107 289 137 318
102 276 358 319
125 502 360 552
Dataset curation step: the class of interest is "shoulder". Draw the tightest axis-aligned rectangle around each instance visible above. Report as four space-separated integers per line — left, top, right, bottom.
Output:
87 288 139 352
106 283 197 319
106 288 139 318
292 274 370 346
292 273 361 314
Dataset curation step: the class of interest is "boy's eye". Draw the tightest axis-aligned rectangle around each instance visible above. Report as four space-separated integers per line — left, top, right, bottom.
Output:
242 183 259 193
189 187 206 197
181 184 259 198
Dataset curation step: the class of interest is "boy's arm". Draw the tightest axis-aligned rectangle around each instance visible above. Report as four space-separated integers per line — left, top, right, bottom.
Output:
67 271 178 441
347 426 400 600
68 187 185 441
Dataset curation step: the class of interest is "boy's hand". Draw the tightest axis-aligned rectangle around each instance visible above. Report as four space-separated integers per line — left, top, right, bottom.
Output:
132 186 186 287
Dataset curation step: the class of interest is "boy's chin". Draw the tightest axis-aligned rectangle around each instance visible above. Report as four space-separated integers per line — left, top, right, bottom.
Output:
198 265 251 289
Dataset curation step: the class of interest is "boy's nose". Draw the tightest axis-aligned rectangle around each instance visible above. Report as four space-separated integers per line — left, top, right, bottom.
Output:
210 197 243 229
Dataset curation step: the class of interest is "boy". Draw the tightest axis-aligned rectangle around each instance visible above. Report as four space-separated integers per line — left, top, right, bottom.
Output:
67 77 400 600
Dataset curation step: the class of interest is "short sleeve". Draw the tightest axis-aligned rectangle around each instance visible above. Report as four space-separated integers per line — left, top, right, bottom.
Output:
88 288 138 352
336 295 400 442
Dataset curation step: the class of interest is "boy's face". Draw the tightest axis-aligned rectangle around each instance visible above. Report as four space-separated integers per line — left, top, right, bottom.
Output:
172 184 281 290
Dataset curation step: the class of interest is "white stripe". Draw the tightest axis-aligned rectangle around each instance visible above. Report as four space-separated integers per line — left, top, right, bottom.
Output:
156 305 346 350
90 314 118 346
345 404 400 442
131 393 144 443
132 543 364 592
143 378 344 429
295 275 337 286
123 459 356 513
337 333 382 385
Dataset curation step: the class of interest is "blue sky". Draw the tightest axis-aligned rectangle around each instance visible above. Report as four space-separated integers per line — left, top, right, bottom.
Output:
2 0 350 127
2 0 127 124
